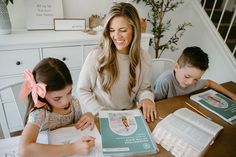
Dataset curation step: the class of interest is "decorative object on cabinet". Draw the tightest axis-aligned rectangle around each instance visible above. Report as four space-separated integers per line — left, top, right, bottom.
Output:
89 14 105 29
25 0 64 30
54 18 86 31
133 0 192 58
0 0 13 34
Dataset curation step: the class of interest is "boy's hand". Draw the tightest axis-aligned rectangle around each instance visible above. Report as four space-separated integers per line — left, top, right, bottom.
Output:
75 112 95 130
230 93 236 102
138 99 158 122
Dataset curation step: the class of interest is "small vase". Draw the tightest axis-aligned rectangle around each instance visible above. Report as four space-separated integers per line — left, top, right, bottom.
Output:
0 0 12 34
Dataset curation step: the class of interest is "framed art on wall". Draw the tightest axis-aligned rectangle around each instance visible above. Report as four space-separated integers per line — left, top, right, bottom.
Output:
25 0 64 30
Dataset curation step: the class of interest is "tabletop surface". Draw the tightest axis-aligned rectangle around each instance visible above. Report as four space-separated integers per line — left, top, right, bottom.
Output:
5 81 236 157
95 81 236 157
143 81 236 157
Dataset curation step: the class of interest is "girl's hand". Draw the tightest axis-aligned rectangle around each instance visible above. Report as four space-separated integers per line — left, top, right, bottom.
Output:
138 99 157 122
75 112 95 130
71 136 95 155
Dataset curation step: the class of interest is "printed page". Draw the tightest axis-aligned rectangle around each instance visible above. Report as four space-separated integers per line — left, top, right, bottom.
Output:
0 132 49 157
48 126 103 157
0 136 20 157
37 130 49 144
152 113 212 156
174 108 223 136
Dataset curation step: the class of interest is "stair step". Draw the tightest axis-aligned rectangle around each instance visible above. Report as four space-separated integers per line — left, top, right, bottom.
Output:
226 39 236 52
201 0 223 9
205 9 234 23
215 23 236 39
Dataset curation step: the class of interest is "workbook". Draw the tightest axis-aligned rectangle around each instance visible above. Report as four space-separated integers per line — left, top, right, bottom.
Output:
0 126 103 157
152 108 223 157
99 109 158 156
190 89 236 125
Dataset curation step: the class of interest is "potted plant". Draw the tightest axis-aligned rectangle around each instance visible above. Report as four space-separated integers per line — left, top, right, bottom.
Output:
133 0 192 58
0 0 13 34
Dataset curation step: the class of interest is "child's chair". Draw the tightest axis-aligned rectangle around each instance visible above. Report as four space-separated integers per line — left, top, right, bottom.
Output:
151 58 175 88
0 81 27 138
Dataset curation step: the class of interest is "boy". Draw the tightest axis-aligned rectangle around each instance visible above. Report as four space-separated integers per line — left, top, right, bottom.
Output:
153 46 236 101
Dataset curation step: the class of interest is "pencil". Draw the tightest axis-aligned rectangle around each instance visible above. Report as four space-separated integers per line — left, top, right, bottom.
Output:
185 102 212 121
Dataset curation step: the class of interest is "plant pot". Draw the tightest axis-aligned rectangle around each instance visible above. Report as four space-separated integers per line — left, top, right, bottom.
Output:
0 0 12 34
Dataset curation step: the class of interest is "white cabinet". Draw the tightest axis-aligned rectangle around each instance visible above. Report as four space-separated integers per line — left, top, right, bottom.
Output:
0 49 40 79
42 46 84 70
0 30 153 133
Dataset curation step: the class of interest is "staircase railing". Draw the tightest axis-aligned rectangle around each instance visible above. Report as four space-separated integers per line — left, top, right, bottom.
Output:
200 0 236 56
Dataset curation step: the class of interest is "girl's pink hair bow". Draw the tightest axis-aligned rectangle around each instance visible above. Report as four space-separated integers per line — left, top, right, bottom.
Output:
19 70 47 108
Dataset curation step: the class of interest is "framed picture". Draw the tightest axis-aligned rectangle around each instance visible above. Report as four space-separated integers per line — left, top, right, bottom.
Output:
25 0 64 30
54 18 86 31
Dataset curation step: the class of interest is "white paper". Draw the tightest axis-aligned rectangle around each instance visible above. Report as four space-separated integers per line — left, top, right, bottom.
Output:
48 126 103 157
0 126 102 157
152 108 223 157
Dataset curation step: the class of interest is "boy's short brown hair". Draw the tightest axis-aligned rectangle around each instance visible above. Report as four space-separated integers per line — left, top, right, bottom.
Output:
177 46 209 71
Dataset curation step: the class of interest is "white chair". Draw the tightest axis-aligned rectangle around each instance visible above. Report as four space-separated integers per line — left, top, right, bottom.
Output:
0 81 27 138
151 58 175 88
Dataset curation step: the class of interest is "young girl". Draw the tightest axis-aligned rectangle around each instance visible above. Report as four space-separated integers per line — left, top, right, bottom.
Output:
19 58 95 157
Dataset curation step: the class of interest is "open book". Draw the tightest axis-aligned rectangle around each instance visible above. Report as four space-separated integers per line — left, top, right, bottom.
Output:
99 109 158 156
190 89 236 125
0 126 102 157
152 108 223 157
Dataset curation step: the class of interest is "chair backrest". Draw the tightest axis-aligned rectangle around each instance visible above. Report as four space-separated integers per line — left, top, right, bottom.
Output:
151 58 175 88
0 81 27 138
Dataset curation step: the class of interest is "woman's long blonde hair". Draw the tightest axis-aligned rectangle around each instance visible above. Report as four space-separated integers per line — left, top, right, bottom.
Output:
97 2 141 95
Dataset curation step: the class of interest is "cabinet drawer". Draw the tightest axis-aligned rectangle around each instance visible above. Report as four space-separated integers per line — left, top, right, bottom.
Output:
42 46 83 69
0 49 40 77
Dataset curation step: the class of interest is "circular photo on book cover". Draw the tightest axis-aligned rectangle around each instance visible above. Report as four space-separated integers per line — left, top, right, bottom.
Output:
108 112 137 136
199 93 228 108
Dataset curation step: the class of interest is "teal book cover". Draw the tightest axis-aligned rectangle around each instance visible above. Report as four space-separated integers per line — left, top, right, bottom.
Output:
190 89 236 125
99 109 158 156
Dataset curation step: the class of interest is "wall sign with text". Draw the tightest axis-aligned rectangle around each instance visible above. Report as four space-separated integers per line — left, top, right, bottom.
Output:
25 0 64 30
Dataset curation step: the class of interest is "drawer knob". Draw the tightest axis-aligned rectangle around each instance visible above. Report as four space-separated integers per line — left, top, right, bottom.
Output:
62 57 66 61
16 61 21 65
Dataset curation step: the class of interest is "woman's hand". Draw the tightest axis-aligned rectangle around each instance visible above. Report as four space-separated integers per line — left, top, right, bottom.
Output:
71 136 95 156
75 112 95 130
138 99 157 122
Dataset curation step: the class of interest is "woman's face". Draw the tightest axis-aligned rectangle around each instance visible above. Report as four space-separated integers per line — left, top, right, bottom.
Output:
45 85 72 110
109 16 133 54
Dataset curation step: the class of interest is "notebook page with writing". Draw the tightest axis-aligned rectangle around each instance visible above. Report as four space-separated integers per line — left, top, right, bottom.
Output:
48 126 103 157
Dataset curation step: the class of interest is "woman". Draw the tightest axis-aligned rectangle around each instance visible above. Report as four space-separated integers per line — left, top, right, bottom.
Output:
77 2 157 122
